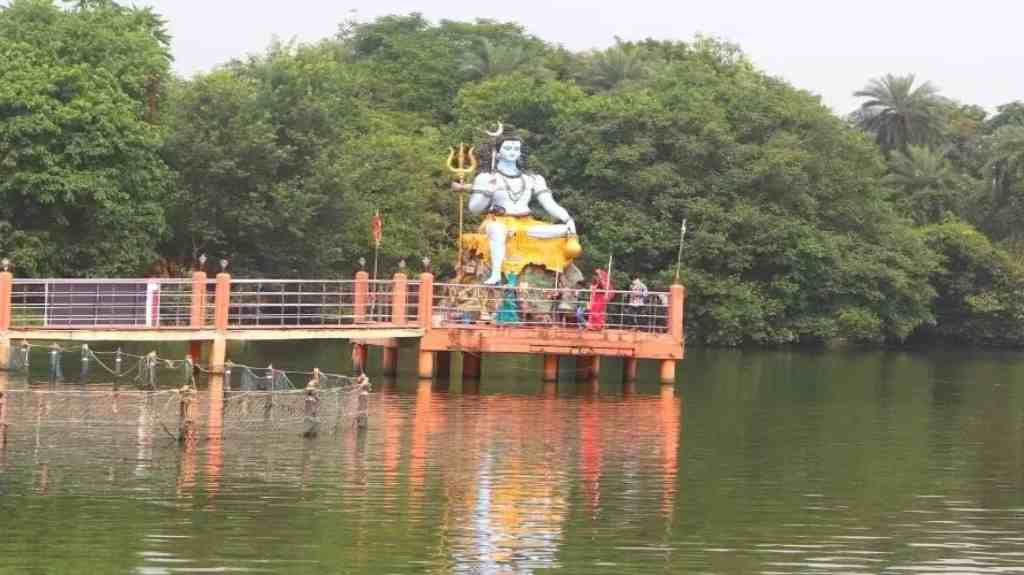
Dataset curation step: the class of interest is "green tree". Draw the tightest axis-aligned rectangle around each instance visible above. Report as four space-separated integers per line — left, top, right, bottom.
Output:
460 38 532 79
915 221 1024 345
164 40 453 276
980 126 1024 242
583 40 650 91
542 44 937 344
987 101 1024 132
885 145 964 224
0 0 172 276
852 74 944 154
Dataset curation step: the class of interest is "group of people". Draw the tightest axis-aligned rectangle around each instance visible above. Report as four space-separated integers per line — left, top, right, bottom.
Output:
491 270 652 331
550 271 650 330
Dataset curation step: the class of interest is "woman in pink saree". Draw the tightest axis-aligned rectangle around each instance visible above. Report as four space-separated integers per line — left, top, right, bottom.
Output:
586 269 611 330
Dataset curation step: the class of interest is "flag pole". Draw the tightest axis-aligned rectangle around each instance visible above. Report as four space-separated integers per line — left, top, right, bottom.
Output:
371 209 381 319
674 219 687 283
372 209 381 283
606 252 614 294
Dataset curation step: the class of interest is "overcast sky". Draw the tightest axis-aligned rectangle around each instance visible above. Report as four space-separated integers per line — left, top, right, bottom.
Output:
136 0 1019 116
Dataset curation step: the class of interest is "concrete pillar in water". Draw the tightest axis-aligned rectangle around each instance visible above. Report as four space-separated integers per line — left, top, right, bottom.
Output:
623 357 639 382
543 381 557 397
435 351 451 379
381 347 398 375
210 271 231 373
576 356 600 380
574 356 591 381
462 378 481 395
350 342 368 374
417 351 434 379
189 341 203 365
0 336 9 375
659 359 676 385
462 352 481 379
542 354 559 382
210 336 227 375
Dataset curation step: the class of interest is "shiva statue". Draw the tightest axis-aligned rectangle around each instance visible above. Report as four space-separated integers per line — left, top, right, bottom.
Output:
453 128 581 285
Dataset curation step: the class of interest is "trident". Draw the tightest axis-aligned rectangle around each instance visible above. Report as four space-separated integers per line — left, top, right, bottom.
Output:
447 143 477 278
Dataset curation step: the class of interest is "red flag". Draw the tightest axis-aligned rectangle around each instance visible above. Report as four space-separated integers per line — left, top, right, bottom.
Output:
371 211 383 246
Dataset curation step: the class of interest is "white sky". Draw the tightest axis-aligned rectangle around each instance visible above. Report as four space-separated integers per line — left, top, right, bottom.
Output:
136 0 1020 116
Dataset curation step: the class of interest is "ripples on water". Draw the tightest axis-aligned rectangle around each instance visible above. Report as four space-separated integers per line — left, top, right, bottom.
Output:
1 348 1024 573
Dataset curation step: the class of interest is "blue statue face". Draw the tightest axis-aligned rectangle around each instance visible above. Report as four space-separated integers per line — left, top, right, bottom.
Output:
498 140 522 164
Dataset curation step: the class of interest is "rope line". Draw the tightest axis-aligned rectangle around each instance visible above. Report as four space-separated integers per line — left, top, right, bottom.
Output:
5 341 356 383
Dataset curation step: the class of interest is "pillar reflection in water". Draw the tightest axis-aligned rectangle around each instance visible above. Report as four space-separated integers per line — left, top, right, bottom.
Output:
0 370 8 448
659 384 681 519
408 379 433 502
205 375 225 502
579 396 603 517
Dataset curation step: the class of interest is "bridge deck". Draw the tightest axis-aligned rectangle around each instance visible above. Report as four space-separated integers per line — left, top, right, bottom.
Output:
421 325 682 360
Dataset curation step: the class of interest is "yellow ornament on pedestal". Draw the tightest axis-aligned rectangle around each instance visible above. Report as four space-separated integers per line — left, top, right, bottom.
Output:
462 214 582 276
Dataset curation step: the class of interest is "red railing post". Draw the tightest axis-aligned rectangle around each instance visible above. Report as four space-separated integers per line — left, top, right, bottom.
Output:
214 272 231 331
190 271 207 328
392 272 407 325
0 269 10 375
0 270 11 331
354 271 369 323
417 273 433 329
209 272 231 374
668 284 685 343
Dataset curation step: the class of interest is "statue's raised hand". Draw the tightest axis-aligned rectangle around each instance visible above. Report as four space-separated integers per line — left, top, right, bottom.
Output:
451 182 472 193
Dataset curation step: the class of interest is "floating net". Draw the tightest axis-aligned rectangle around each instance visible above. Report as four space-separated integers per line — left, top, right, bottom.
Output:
0 344 371 443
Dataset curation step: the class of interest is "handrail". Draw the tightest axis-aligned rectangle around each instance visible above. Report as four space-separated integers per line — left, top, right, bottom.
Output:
4 277 681 336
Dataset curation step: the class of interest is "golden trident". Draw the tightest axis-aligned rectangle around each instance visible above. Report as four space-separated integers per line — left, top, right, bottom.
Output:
446 143 477 278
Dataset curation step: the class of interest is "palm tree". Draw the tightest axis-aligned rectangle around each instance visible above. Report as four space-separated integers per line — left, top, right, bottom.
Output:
852 74 944 153
587 40 649 90
460 39 530 79
886 145 959 191
981 126 1024 239
986 126 1024 195
885 145 963 224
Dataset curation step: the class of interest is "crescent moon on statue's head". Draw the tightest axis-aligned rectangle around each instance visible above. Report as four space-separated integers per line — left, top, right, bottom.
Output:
484 122 504 138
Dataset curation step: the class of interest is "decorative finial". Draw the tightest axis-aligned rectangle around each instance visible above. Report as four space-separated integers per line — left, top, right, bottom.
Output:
484 122 504 139
198 253 207 268
398 259 406 272
219 258 229 272
1 258 8 272
421 256 431 271
358 257 366 270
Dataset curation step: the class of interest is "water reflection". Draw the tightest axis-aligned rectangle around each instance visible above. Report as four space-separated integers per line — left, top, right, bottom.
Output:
3 348 1024 573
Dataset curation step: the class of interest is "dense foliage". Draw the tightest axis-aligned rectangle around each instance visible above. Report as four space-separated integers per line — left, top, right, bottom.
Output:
3 2 1024 346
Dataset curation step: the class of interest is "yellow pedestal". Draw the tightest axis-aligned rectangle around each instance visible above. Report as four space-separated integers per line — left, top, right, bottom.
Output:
462 215 582 275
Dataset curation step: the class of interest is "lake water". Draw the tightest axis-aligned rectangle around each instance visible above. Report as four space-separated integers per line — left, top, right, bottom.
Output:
1 343 1023 573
